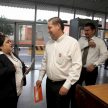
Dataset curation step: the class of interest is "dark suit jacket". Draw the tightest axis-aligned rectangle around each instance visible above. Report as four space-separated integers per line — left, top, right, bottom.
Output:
0 52 26 98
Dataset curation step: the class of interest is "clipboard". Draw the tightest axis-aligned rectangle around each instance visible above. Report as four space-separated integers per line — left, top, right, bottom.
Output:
34 86 43 103
22 57 35 80
18 58 35 94
21 58 35 86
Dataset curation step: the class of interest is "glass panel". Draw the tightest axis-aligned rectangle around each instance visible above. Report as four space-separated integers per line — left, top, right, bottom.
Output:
106 15 108 29
64 26 70 36
94 13 105 28
105 30 108 45
19 47 31 66
0 23 14 44
18 24 33 66
35 24 50 69
0 5 35 21
60 7 74 25
37 4 58 23
18 25 32 45
75 10 92 19
80 29 85 37
98 30 105 39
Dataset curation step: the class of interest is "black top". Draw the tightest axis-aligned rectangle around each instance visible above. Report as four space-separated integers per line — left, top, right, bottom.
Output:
0 52 26 98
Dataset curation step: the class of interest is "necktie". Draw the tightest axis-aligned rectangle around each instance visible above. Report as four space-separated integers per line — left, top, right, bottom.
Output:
82 45 89 66
82 39 91 65
82 46 89 66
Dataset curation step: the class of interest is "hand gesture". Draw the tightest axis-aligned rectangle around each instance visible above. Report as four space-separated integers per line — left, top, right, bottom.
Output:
36 80 42 88
25 67 29 74
88 42 96 48
86 64 95 72
59 86 68 96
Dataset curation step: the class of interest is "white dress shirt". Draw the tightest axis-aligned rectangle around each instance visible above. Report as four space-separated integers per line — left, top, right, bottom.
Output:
8 53 23 96
38 33 82 90
79 36 108 67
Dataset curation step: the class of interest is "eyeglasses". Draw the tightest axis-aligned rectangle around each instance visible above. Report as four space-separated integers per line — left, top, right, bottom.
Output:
6 40 11 43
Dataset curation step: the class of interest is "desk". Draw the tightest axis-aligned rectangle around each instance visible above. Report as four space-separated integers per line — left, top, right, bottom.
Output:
75 84 108 108
84 83 108 104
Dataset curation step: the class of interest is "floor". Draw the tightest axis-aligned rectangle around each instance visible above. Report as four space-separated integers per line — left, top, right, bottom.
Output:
17 65 108 108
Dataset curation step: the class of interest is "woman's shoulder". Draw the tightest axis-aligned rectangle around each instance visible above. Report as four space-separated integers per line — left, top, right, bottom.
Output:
0 51 5 57
0 53 7 61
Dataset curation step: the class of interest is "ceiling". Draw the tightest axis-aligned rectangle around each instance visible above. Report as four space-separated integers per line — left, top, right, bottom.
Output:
0 0 108 14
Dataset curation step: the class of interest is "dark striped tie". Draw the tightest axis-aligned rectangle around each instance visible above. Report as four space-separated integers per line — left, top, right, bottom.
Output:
82 46 89 65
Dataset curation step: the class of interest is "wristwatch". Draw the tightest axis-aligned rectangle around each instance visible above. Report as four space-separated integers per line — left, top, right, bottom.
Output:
93 64 97 68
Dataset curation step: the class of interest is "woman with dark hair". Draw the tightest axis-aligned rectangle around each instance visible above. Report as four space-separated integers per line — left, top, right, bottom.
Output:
0 35 28 108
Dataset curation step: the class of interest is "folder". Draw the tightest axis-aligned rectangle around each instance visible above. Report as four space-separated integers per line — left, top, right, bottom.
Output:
34 86 43 103
22 57 35 80
18 58 35 95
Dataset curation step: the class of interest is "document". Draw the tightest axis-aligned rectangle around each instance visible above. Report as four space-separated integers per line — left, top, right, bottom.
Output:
21 58 35 86
34 86 43 103
22 57 35 80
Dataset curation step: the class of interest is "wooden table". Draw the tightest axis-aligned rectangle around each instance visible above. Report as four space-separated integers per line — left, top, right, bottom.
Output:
84 83 108 104
75 84 108 108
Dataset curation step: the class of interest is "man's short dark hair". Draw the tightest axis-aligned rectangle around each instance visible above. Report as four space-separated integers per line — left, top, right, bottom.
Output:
48 17 64 31
85 23 96 30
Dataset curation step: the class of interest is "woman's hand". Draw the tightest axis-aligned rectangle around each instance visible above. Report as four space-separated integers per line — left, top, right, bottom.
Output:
25 67 28 71
25 67 29 74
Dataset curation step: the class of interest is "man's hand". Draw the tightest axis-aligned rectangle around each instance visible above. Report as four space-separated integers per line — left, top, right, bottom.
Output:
36 80 42 88
59 86 69 96
88 42 96 48
86 64 95 72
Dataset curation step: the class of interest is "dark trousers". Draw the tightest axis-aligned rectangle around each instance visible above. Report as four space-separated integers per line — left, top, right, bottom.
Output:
46 78 78 108
105 58 108 68
77 67 98 86
0 96 19 108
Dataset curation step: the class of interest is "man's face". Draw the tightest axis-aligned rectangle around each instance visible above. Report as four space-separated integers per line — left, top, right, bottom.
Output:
84 26 95 39
47 21 59 41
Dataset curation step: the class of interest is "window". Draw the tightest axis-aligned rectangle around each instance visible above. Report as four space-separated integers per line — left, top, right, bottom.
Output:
60 7 74 25
0 23 14 44
0 4 35 21
94 13 105 28
106 15 108 29
37 4 58 23
75 10 92 19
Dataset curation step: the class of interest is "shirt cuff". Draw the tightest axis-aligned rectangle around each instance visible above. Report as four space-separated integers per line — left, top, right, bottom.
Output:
38 76 43 81
63 80 72 90
94 62 98 66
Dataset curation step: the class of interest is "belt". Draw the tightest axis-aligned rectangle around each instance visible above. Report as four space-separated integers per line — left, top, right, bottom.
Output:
47 78 65 83
82 67 86 69
82 66 98 70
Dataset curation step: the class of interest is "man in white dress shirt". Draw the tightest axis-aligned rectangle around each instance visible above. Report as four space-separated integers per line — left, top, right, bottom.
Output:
36 17 82 108
78 22 108 86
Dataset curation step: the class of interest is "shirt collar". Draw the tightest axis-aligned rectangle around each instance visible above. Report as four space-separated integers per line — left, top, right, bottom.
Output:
0 51 12 55
52 33 66 42
90 35 95 41
0 51 3 55
85 35 95 41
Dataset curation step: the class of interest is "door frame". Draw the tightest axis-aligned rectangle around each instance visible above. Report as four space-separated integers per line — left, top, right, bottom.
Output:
15 22 36 69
